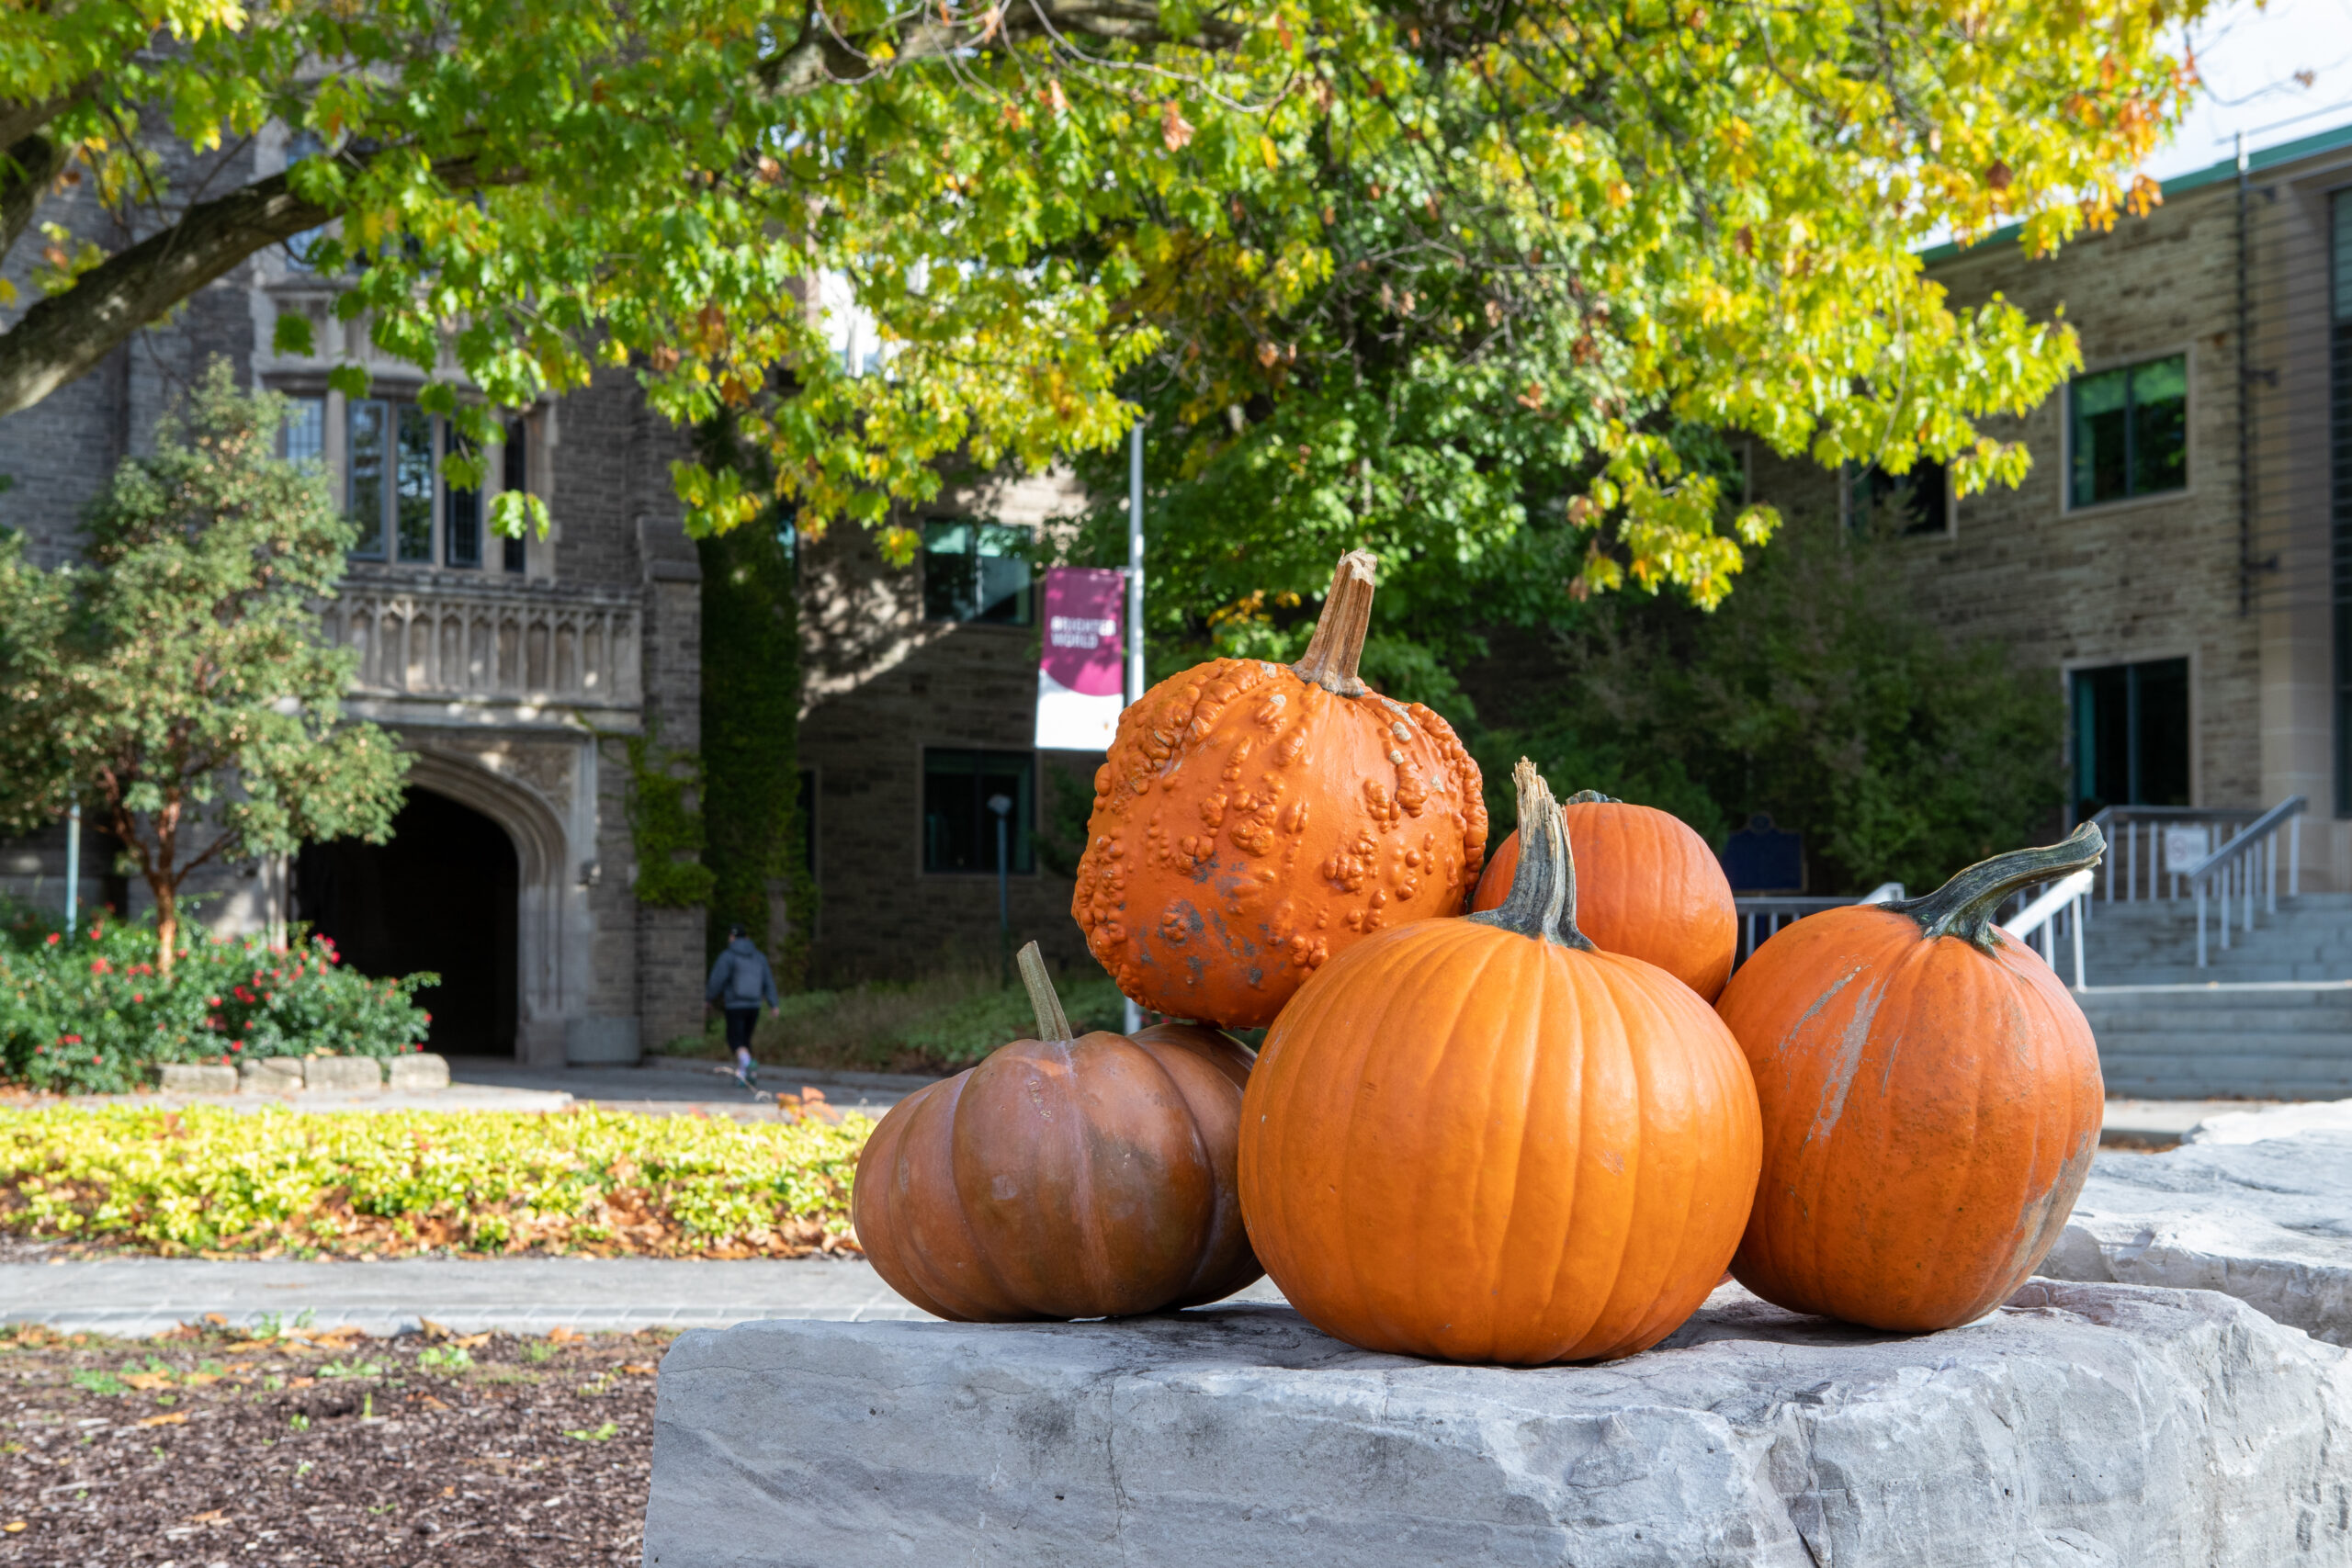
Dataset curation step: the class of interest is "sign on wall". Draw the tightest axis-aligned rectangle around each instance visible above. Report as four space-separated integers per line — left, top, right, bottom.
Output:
1036 568 1125 750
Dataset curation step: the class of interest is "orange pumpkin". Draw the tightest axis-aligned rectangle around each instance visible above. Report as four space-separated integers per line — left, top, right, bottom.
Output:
1238 760 1761 1364
1072 550 1487 1028
853 942 1261 1321
1715 825 2107 1332
1473 790 1737 1001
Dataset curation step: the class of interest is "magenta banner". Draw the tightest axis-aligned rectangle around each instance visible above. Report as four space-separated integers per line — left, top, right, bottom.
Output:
1036 567 1125 750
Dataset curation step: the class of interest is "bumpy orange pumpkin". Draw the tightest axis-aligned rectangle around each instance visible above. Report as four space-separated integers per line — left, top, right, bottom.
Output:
853 943 1261 1321
1072 551 1487 1029
1715 825 2106 1332
1473 790 1737 1001
1238 761 1761 1364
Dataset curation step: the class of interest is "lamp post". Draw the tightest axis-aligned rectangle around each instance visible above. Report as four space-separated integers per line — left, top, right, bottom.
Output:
989 792 1012 986
1123 421 1146 1034
62 802 79 934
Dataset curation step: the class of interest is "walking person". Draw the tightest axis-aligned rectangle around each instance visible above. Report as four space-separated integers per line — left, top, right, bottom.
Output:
706 924 780 1090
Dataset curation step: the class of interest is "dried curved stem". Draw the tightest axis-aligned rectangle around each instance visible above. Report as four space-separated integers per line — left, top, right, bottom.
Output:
1016 940 1075 1041
1468 759 1594 952
1290 549 1377 696
1887 822 2106 952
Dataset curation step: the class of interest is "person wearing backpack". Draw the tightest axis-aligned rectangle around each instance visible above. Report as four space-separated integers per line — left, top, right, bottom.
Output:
705 924 781 1089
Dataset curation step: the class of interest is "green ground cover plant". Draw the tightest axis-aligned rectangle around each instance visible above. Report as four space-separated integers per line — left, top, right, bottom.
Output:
0 1104 867 1258
0 903 433 1094
677 962 1127 1074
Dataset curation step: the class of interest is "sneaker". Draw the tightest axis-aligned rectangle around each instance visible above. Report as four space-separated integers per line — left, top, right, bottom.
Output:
734 1063 760 1091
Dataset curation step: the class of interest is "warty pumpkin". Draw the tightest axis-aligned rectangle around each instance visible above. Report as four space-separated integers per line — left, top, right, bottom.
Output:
1072 550 1487 1029
853 942 1261 1321
1238 760 1762 1365
1472 790 1738 1001
1715 825 2107 1332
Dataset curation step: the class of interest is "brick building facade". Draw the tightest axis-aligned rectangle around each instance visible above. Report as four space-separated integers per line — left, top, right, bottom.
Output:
1749 124 2352 890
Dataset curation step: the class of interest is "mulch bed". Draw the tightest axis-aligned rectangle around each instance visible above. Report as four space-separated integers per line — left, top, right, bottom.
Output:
0 1321 666 1566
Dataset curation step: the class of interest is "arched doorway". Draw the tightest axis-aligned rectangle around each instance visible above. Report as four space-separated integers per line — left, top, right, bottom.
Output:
294 788 521 1058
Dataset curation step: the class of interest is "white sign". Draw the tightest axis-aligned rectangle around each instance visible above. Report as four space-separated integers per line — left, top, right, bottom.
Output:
2162 825 2210 871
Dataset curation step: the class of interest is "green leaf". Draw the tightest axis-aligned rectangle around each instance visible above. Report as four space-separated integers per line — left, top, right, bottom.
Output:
270 312 314 358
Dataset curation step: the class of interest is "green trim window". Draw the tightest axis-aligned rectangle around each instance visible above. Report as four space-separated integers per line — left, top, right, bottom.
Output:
922 520 1033 624
2071 658 2190 819
922 750 1035 874
345 400 502 570
2068 354 2187 508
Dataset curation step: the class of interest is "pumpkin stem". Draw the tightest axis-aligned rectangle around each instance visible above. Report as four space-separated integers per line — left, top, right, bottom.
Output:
1015 941 1076 1042
1467 759 1596 952
1563 788 1619 805
1887 822 2108 951
1289 550 1378 697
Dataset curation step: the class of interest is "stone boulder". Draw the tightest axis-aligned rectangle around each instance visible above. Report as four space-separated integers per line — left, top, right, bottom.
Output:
302 1055 382 1093
2042 1104 2352 1345
237 1056 302 1093
387 1053 450 1092
153 1063 237 1094
641 1280 2352 1568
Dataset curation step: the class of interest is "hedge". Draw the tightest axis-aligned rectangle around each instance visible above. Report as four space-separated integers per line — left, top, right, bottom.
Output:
0 1105 870 1258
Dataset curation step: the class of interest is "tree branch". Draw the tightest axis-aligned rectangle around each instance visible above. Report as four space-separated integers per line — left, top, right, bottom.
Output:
0 171 329 419
762 0 1242 95
0 130 71 270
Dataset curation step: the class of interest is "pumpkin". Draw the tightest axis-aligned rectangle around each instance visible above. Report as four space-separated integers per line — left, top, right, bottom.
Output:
1238 760 1762 1364
1715 824 2107 1332
1472 790 1738 1001
852 942 1262 1321
1072 550 1487 1028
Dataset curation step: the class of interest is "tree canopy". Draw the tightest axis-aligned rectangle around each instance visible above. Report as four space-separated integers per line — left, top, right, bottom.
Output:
1 0 2201 594
0 364 409 972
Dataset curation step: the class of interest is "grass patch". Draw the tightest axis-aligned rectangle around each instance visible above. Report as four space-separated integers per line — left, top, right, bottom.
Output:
0 1105 870 1259
677 958 1130 1075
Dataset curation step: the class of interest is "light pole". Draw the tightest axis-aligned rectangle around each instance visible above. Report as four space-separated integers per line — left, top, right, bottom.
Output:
989 792 1012 987
1124 421 1146 1034
62 802 79 935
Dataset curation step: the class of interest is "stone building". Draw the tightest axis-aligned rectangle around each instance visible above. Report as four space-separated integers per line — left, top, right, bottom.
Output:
0 122 707 1062
1747 122 2352 889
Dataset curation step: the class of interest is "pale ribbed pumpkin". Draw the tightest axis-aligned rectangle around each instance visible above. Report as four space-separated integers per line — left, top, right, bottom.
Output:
1472 791 1737 1001
1070 550 1487 1029
1238 760 1761 1364
853 943 1261 1321
1715 826 2106 1332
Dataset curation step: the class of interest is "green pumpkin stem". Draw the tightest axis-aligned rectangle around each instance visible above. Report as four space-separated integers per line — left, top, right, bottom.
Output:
1886 822 2107 951
1468 759 1596 952
1289 550 1378 697
1015 941 1076 1042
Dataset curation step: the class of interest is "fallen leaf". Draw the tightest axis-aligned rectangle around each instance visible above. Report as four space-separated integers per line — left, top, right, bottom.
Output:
441 1485 455 1497
418 1317 449 1340
288 1377 314 1389
620 1362 657 1376
186 1509 225 1524
135 1412 187 1427
182 1373 220 1387
202 1314 227 1327
546 1326 582 1343
119 1373 172 1391
3 1519 23 1532
220 1340 273 1354
418 1395 451 1411
451 1333 491 1349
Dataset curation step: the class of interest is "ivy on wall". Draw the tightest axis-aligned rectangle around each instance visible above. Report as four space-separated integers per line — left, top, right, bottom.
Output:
695 417 817 988
617 722 718 909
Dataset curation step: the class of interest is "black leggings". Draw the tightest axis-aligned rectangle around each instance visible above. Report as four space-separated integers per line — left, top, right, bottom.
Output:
723 1007 760 1054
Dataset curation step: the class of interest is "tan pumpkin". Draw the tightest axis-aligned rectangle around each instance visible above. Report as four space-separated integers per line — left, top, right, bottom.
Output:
1715 826 2107 1331
852 942 1261 1320
1071 550 1487 1028
1238 760 1761 1364
1472 790 1737 1001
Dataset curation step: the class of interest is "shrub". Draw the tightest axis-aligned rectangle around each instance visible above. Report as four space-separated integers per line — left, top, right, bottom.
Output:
0 1104 868 1258
0 903 434 1093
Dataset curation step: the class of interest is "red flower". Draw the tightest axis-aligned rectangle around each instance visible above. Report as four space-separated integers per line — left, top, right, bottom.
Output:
130 993 142 1004
422 1011 432 1023
230 1041 243 1052
62 1035 80 1045
88 958 108 975
208 997 221 1008
33 1045 43 1055
42 933 58 947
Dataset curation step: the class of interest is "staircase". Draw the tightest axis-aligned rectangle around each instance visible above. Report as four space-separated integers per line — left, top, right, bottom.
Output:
2076 894 2352 1099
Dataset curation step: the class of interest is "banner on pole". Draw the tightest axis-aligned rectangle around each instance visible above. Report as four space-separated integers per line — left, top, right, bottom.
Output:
1035 568 1125 750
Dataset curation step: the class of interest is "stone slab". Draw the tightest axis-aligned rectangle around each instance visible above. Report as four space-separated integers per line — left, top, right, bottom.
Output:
302 1055 382 1093
641 1281 2352 1568
153 1064 237 1094
2041 1114 2352 1344
237 1057 302 1093
386 1053 450 1091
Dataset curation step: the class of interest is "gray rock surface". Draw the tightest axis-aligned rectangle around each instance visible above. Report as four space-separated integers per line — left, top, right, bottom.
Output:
386 1053 450 1091
237 1057 301 1092
641 1281 2352 1567
302 1055 382 1092
153 1063 236 1093
2041 1114 2352 1343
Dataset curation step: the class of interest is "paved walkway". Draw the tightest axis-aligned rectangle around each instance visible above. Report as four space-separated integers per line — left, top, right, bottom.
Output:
0 1256 1288 1337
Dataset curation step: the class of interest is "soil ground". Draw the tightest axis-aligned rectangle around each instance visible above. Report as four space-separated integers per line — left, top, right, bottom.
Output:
0 1320 664 1566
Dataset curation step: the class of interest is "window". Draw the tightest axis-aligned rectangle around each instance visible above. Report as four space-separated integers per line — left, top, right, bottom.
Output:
345 400 513 570
2333 191 2352 813
922 750 1034 874
2072 658 2190 819
346 399 390 558
2069 355 2187 508
280 131 331 269
444 427 481 569
281 396 324 467
1845 458 1948 537
394 404 435 562
501 418 528 574
922 520 1032 624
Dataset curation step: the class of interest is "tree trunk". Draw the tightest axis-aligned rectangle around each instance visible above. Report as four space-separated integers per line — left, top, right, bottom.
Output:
152 877 177 979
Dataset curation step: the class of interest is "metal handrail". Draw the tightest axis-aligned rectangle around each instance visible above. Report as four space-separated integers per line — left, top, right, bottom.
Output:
2186 795 2306 967
1729 882 1904 969
2000 868 2096 988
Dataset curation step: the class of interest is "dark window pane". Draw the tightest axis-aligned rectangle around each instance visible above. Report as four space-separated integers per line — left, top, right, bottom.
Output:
922 749 1035 874
444 426 481 569
346 400 389 558
2071 367 2130 507
2134 658 2191 807
2072 658 2189 817
922 520 1034 624
396 405 435 562
502 419 528 573
2128 356 2188 497
1849 459 1948 536
282 397 324 467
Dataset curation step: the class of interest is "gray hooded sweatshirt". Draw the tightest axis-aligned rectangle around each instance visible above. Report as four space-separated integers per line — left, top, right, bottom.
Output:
706 938 780 1010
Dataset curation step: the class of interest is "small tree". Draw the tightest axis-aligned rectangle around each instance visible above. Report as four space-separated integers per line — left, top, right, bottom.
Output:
0 362 409 975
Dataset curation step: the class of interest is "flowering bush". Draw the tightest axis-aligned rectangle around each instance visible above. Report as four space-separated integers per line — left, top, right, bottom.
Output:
0 903 434 1093
0 1104 868 1258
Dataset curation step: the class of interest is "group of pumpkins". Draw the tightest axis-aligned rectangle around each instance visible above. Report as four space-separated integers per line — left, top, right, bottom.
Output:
854 550 2109 1364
